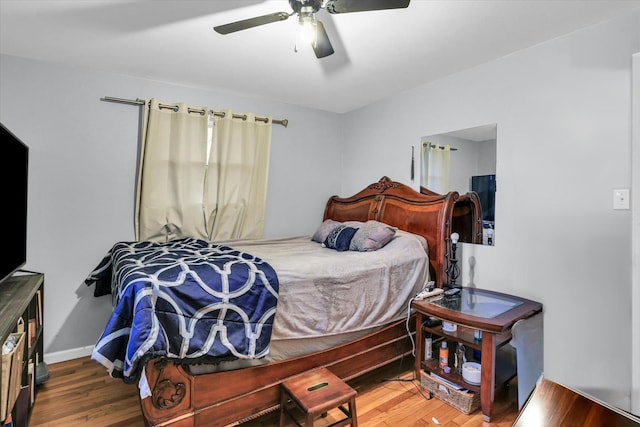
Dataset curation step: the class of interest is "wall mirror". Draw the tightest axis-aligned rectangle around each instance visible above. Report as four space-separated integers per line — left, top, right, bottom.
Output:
420 123 497 245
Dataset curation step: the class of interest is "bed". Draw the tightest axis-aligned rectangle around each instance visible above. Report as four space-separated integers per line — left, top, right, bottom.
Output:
87 176 457 426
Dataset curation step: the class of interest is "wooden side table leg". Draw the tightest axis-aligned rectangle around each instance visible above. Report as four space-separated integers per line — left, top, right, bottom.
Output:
415 311 424 379
350 397 358 427
480 332 496 422
305 411 314 426
279 389 288 427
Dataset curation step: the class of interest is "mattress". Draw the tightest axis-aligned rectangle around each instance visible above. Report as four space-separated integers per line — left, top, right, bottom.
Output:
200 230 430 362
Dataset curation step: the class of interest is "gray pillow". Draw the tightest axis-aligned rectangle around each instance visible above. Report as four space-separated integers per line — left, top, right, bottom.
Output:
349 220 396 251
311 219 342 243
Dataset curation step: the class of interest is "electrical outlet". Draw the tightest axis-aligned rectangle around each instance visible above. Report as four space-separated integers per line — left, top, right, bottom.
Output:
613 189 630 210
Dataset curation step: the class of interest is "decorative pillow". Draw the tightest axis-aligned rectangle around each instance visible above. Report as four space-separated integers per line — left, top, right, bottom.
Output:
349 220 396 251
323 225 358 252
343 220 364 228
311 219 342 243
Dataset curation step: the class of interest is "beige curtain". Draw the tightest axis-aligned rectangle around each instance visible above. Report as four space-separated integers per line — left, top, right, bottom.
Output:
135 98 209 241
421 142 451 193
205 109 272 240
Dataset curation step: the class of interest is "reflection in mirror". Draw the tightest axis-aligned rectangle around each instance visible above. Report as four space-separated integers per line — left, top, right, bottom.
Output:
420 124 497 245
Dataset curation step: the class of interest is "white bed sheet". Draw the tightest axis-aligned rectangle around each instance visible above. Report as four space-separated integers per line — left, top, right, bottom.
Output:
140 230 431 391
219 231 430 360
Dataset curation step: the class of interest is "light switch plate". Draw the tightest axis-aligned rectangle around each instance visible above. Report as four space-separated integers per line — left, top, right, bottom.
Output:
613 189 630 210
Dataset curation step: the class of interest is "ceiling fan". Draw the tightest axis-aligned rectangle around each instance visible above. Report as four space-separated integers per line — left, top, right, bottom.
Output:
213 0 410 59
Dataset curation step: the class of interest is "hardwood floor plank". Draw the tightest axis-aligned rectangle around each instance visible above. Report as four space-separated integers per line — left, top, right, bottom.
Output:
30 357 144 427
30 356 519 426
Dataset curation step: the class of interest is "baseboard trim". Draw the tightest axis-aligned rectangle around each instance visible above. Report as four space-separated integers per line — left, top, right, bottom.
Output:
44 345 94 364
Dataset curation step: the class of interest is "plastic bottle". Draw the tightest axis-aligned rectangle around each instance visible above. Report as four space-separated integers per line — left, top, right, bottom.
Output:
439 341 448 368
425 334 433 360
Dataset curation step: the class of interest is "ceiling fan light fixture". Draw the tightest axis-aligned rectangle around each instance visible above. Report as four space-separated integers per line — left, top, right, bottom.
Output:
214 0 410 59
297 8 317 44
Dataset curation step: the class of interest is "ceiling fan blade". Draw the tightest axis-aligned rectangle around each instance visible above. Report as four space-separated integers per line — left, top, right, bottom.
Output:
214 12 290 34
313 20 334 58
325 0 410 14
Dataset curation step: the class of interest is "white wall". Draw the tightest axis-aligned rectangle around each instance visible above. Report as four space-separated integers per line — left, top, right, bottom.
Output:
0 54 344 359
340 11 639 410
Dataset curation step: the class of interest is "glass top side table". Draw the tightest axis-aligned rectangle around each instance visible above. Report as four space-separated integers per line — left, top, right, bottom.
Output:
412 287 542 422
427 288 524 319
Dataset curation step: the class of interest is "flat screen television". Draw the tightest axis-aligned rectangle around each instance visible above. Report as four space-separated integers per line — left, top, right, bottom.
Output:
0 123 29 284
471 174 496 223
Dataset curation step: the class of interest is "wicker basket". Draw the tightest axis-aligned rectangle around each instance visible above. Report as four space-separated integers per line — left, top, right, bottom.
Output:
420 371 480 414
1 332 25 420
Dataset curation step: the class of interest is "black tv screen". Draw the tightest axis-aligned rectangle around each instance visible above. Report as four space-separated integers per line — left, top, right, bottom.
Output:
471 174 496 223
0 123 29 283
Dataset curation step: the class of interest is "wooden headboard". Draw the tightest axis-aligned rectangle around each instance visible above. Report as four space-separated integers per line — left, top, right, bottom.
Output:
323 176 458 288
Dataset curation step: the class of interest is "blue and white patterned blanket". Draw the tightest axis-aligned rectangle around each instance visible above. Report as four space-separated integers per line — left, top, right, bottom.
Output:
85 237 279 383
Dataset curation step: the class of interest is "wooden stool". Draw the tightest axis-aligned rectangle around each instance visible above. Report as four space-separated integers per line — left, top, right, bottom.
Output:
279 368 358 427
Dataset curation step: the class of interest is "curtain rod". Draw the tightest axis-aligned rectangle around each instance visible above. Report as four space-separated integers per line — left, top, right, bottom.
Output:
423 142 458 151
101 96 288 128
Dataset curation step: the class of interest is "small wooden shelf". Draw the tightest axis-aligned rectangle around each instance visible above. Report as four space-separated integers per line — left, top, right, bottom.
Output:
421 359 480 393
0 272 44 426
422 324 512 351
421 350 516 395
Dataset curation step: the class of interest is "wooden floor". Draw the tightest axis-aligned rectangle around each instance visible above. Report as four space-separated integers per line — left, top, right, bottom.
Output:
29 356 520 426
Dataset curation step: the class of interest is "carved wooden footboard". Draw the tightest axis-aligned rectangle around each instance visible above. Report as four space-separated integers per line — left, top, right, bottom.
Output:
139 176 454 426
141 318 414 426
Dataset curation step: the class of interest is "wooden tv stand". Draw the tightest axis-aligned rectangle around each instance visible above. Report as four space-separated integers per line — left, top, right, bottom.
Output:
0 272 44 427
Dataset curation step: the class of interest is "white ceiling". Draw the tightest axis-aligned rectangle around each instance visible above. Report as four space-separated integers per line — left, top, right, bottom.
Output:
1 1 639 113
